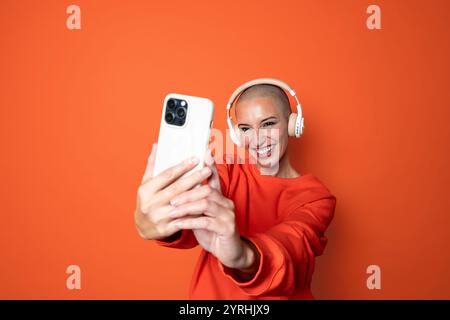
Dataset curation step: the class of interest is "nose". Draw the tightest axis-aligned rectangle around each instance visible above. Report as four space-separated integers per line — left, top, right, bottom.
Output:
247 128 268 148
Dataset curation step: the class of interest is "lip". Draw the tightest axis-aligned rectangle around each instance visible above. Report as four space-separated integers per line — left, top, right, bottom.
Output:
251 144 274 157
251 144 272 151
252 144 271 149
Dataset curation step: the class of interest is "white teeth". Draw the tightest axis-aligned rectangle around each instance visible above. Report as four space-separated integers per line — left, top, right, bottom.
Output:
256 145 273 155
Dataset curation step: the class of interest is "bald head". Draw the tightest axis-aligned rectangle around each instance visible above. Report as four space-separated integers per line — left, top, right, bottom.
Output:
235 84 291 119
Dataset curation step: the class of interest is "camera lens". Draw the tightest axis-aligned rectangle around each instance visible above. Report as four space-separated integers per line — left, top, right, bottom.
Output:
165 112 174 123
167 99 176 109
176 107 186 118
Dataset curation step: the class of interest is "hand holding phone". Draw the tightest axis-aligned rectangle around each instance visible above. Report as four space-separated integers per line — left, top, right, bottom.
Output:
134 143 213 241
134 93 215 240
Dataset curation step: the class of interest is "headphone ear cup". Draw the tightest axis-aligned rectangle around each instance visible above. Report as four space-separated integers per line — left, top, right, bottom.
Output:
298 116 304 137
227 118 242 147
288 113 298 137
230 127 241 147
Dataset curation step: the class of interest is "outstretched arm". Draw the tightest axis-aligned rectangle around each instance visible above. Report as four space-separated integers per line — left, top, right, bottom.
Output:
218 196 336 297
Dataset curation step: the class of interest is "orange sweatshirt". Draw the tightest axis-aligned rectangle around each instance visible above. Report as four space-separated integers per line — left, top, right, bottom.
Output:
156 156 336 299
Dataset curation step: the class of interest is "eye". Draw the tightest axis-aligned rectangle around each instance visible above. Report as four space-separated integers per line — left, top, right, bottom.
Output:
239 127 250 133
261 121 276 128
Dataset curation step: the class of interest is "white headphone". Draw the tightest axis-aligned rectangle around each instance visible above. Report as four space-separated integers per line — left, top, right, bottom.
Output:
226 78 304 147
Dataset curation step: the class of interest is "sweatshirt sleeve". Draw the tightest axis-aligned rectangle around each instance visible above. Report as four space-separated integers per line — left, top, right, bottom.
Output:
217 195 336 297
155 229 198 249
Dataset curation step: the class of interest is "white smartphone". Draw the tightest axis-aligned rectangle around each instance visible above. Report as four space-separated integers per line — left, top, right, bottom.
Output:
153 93 214 178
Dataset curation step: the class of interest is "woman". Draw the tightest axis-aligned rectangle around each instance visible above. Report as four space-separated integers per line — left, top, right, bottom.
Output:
134 80 336 299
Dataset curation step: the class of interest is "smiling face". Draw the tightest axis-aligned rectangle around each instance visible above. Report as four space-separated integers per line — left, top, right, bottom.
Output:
235 94 290 170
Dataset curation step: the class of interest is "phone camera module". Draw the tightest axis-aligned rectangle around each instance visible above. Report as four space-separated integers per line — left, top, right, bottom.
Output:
165 98 188 126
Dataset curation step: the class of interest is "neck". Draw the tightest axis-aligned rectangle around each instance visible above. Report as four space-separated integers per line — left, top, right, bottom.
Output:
257 148 300 178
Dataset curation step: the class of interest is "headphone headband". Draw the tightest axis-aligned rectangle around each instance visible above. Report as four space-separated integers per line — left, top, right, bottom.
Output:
226 78 302 120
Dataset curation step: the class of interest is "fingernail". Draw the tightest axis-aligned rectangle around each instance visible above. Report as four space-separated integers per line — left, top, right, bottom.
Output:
170 197 180 206
173 221 182 228
186 157 199 165
201 167 211 176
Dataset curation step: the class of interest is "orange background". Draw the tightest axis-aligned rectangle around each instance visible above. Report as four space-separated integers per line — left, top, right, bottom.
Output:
1 0 449 299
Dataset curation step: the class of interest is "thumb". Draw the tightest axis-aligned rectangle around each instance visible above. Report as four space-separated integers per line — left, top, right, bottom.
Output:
204 149 221 192
141 142 157 184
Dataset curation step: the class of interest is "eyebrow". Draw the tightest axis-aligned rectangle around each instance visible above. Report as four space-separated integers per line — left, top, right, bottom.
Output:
238 116 278 127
